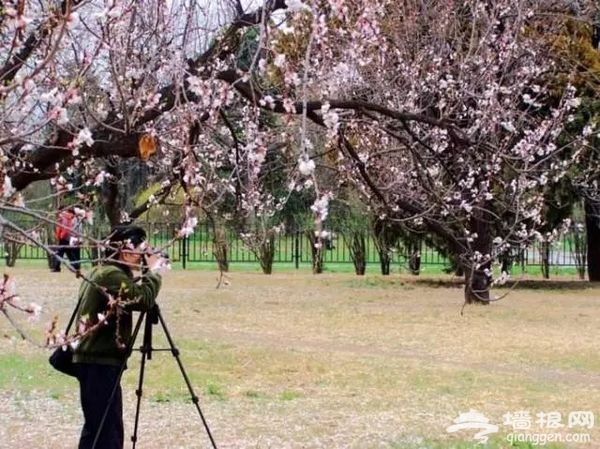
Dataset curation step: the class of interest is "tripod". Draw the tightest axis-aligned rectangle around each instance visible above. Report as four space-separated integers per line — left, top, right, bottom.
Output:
91 304 218 449
131 304 218 448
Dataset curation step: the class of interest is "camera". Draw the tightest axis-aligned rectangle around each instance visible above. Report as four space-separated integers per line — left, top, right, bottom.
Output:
144 247 170 259
140 245 171 273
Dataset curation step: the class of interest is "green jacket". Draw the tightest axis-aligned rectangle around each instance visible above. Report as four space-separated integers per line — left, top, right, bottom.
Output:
73 263 162 366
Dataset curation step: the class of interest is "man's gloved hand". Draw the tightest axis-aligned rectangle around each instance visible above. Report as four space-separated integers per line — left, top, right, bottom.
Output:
143 251 170 274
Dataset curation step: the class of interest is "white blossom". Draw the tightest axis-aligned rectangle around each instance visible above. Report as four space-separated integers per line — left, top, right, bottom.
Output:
2 177 15 198
274 54 286 68
500 121 516 133
311 194 332 222
179 216 198 238
298 157 316 176
284 0 308 12
75 128 94 147
27 303 42 322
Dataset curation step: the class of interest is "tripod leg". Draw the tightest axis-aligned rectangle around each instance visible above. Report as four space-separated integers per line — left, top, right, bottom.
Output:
155 306 218 449
130 307 156 448
131 327 150 449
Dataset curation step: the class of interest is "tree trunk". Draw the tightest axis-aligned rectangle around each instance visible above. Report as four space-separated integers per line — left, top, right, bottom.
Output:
463 217 492 305
347 231 366 275
464 268 491 305
408 240 421 275
372 219 396 276
585 198 600 281
5 242 19 267
378 250 391 275
499 245 513 275
101 159 149 226
258 234 275 274
213 226 229 272
306 231 324 274
540 241 550 279
570 224 587 280
206 215 229 273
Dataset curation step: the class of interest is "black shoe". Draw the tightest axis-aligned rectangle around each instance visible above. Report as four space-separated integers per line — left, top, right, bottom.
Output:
50 269 61 272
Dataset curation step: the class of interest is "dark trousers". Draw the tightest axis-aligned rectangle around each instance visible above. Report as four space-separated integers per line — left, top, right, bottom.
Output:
77 364 124 449
50 238 81 271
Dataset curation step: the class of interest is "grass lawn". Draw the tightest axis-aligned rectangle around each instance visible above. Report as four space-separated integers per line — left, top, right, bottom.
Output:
1 265 599 448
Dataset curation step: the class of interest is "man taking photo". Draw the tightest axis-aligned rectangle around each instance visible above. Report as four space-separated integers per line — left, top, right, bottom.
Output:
73 224 163 449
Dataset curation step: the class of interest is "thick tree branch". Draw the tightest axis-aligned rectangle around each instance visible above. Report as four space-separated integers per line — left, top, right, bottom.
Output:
215 70 471 140
10 131 142 191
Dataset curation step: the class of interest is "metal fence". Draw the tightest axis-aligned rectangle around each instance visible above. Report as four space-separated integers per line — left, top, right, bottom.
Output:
0 221 587 272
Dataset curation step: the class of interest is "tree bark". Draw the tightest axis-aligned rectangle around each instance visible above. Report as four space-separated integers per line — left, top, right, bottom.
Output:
585 198 600 281
258 234 275 274
463 217 492 305
408 239 421 275
540 241 551 280
206 214 229 272
464 269 489 304
378 249 391 275
347 231 366 275
372 219 396 276
306 231 324 274
10 132 142 191
570 225 587 280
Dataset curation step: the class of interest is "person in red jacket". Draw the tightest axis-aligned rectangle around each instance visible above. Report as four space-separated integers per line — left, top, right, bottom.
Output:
51 207 81 272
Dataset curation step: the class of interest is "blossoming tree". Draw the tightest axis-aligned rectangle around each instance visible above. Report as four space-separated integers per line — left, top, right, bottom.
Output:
227 0 595 303
0 0 597 326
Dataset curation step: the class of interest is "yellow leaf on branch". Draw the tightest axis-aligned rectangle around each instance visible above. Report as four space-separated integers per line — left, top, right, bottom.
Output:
138 134 157 161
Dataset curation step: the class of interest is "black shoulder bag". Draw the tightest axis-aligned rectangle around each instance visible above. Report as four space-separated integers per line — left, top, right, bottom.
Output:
48 296 82 377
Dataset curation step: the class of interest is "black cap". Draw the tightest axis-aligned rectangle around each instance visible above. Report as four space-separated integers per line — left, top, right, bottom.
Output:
106 225 147 249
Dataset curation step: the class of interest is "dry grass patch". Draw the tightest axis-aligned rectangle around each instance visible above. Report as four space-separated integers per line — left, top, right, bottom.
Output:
1 267 599 448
